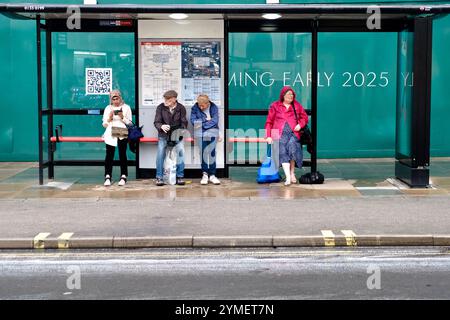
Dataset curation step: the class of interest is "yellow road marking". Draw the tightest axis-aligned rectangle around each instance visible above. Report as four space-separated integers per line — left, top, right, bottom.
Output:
341 230 357 246
321 230 335 247
33 232 51 249
57 233 74 249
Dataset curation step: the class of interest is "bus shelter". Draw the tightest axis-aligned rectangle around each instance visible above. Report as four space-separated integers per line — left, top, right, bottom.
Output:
1 3 448 187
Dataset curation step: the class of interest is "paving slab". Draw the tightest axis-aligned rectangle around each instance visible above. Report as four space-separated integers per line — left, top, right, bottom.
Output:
0 161 449 248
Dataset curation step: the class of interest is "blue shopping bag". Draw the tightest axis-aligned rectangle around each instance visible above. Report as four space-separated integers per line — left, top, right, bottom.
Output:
257 144 281 184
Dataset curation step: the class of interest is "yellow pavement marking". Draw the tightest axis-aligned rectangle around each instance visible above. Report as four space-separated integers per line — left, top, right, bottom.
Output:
57 233 74 249
341 230 357 246
33 232 51 249
321 230 335 247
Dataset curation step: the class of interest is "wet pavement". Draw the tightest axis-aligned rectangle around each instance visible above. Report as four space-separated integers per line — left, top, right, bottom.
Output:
0 160 450 246
0 159 450 199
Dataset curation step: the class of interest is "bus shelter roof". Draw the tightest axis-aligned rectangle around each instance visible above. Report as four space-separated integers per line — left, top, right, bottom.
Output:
0 3 449 21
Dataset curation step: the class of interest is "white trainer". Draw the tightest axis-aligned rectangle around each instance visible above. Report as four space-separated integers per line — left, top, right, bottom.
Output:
118 175 127 186
209 175 221 185
104 175 111 186
200 173 209 185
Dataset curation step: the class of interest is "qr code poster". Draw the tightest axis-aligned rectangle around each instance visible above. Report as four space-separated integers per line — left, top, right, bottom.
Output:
85 68 112 95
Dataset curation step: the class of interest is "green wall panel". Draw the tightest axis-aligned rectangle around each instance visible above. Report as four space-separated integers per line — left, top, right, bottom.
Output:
52 32 135 110
0 17 37 161
105 0 264 3
228 32 397 158
4 0 264 3
4 0 443 3
228 115 265 162
0 16 12 155
281 0 443 3
431 15 450 157
396 30 414 159
51 32 136 160
317 33 397 158
229 33 311 110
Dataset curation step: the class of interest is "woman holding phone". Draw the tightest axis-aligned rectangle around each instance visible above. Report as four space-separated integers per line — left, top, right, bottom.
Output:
102 90 132 186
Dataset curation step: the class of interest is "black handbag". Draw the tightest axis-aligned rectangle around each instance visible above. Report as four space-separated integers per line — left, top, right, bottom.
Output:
300 125 313 154
291 104 313 154
299 171 325 184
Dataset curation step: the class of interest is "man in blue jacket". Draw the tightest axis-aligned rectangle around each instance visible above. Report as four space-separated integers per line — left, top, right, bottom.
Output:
190 94 220 185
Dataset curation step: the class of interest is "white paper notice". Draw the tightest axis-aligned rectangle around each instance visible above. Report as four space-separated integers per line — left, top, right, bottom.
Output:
141 42 182 106
182 78 221 107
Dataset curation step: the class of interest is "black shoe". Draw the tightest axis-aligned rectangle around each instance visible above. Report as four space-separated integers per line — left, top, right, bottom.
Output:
176 178 185 185
156 178 164 186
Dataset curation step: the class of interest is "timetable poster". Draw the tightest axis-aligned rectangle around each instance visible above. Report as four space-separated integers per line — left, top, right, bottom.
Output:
181 41 221 106
141 42 182 106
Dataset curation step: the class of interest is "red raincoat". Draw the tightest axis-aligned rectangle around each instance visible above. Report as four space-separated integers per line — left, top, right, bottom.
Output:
265 86 309 141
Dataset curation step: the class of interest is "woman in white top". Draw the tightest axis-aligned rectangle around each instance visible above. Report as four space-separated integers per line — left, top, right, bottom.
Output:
102 90 132 186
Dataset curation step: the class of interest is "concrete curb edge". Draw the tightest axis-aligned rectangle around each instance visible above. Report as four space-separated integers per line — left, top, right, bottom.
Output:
0 235 449 249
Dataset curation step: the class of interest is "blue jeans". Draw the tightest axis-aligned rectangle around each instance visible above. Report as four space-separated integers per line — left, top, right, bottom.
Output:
156 137 185 179
199 136 217 176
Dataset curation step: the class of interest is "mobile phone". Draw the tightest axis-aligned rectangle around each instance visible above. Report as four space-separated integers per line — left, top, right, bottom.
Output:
114 109 122 115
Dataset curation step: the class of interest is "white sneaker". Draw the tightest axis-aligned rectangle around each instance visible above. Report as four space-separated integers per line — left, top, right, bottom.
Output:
200 173 209 185
104 175 111 186
209 175 221 185
118 175 127 186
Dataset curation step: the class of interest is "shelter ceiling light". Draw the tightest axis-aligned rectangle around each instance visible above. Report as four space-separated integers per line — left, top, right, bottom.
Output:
262 13 282 20
169 13 189 20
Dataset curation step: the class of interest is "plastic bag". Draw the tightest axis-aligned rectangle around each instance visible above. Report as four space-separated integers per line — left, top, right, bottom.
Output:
163 148 177 185
257 144 281 184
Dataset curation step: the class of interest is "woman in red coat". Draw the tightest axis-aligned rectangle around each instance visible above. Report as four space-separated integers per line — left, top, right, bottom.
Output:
265 86 309 185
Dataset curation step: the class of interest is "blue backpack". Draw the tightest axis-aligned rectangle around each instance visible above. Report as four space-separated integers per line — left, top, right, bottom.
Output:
257 144 281 184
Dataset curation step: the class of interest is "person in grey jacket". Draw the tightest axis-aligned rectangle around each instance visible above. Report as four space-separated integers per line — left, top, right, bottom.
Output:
153 90 188 186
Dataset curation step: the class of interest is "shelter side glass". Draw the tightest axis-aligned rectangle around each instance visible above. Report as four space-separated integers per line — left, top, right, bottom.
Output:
228 32 312 111
51 32 135 160
228 115 265 164
317 32 397 158
41 28 48 162
228 32 312 164
395 30 414 164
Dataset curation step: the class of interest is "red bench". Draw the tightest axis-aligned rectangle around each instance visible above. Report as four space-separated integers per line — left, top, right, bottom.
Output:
50 137 267 143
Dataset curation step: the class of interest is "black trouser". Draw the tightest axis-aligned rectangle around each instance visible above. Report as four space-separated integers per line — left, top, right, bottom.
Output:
105 139 128 177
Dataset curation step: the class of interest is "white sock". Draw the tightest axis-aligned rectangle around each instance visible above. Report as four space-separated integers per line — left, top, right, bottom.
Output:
282 163 291 185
